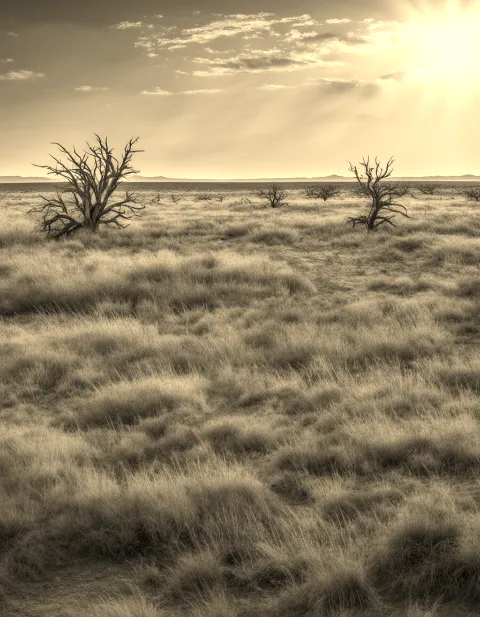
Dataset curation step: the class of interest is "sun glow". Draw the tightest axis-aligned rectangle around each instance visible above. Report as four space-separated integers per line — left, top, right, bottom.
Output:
402 1 480 86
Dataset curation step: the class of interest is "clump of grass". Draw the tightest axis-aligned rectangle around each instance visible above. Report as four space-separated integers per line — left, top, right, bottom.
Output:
323 488 403 522
367 276 431 296
269 472 314 505
273 565 379 616
166 549 224 605
79 594 164 617
7 465 280 580
59 375 206 429
369 514 471 605
203 421 274 456
273 444 352 476
222 224 252 239
390 236 428 253
433 363 480 394
455 278 480 298
250 229 298 245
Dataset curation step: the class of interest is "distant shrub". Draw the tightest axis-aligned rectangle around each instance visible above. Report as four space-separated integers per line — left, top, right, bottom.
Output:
304 184 341 201
417 183 437 195
255 184 289 208
462 185 480 201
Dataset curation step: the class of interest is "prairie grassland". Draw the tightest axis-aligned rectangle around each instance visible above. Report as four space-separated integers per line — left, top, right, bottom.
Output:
0 186 479 617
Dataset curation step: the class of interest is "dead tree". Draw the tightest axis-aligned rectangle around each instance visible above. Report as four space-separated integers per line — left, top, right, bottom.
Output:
462 186 480 201
255 184 289 208
347 157 412 230
304 184 341 201
29 135 143 239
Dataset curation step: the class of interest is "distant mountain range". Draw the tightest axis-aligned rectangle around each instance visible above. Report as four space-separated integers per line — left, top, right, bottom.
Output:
2 174 480 183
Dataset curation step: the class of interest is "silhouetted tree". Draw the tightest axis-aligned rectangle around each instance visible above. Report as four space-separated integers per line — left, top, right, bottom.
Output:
305 184 341 201
29 135 143 239
347 157 412 230
255 184 289 208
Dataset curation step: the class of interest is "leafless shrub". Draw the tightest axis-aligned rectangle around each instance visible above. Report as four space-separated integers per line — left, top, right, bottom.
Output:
216 193 227 202
384 182 410 197
29 135 143 239
347 157 412 230
304 184 342 201
170 194 182 203
255 184 289 208
240 197 253 205
417 183 437 195
350 184 369 198
462 186 480 201
195 193 215 202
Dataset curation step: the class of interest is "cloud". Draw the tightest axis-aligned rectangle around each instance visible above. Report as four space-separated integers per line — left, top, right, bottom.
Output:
0 70 45 80
255 83 297 90
141 87 222 95
133 12 317 55
141 88 174 96
1 58 14 64
379 70 409 81
326 18 352 24
290 30 369 50
74 85 109 91
186 47 344 76
7 31 19 37
182 88 222 94
115 21 144 30
309 76 363 93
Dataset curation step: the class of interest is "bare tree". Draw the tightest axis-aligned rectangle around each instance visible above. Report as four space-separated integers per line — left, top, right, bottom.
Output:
462 185 480 201
417 183 437 195
304 184 341 201
195 193 215 201
29 135 143 239
255 184 289 208
216 193 227 202
347 157 412 230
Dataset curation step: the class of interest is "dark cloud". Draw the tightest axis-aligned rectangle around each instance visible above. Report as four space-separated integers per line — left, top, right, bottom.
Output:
379 70 408 81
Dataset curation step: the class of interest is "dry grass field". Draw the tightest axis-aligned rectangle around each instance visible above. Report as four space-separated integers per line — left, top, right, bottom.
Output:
0 185 479 617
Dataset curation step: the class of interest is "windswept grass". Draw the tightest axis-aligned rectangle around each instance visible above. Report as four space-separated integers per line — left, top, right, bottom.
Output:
1 185 479 617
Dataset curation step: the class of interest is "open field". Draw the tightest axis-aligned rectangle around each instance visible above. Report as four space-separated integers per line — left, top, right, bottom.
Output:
0 184 479 617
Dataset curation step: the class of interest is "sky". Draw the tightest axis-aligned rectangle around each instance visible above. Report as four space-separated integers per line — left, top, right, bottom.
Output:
2 0 480 178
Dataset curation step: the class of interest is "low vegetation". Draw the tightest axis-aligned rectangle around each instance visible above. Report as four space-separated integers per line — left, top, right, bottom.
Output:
1 180 479 617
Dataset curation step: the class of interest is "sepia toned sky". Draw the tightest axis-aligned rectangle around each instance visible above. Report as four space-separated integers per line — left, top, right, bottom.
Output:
2 0 480 178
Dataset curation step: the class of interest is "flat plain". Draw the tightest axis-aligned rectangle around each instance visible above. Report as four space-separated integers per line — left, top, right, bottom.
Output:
0 184 479 617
